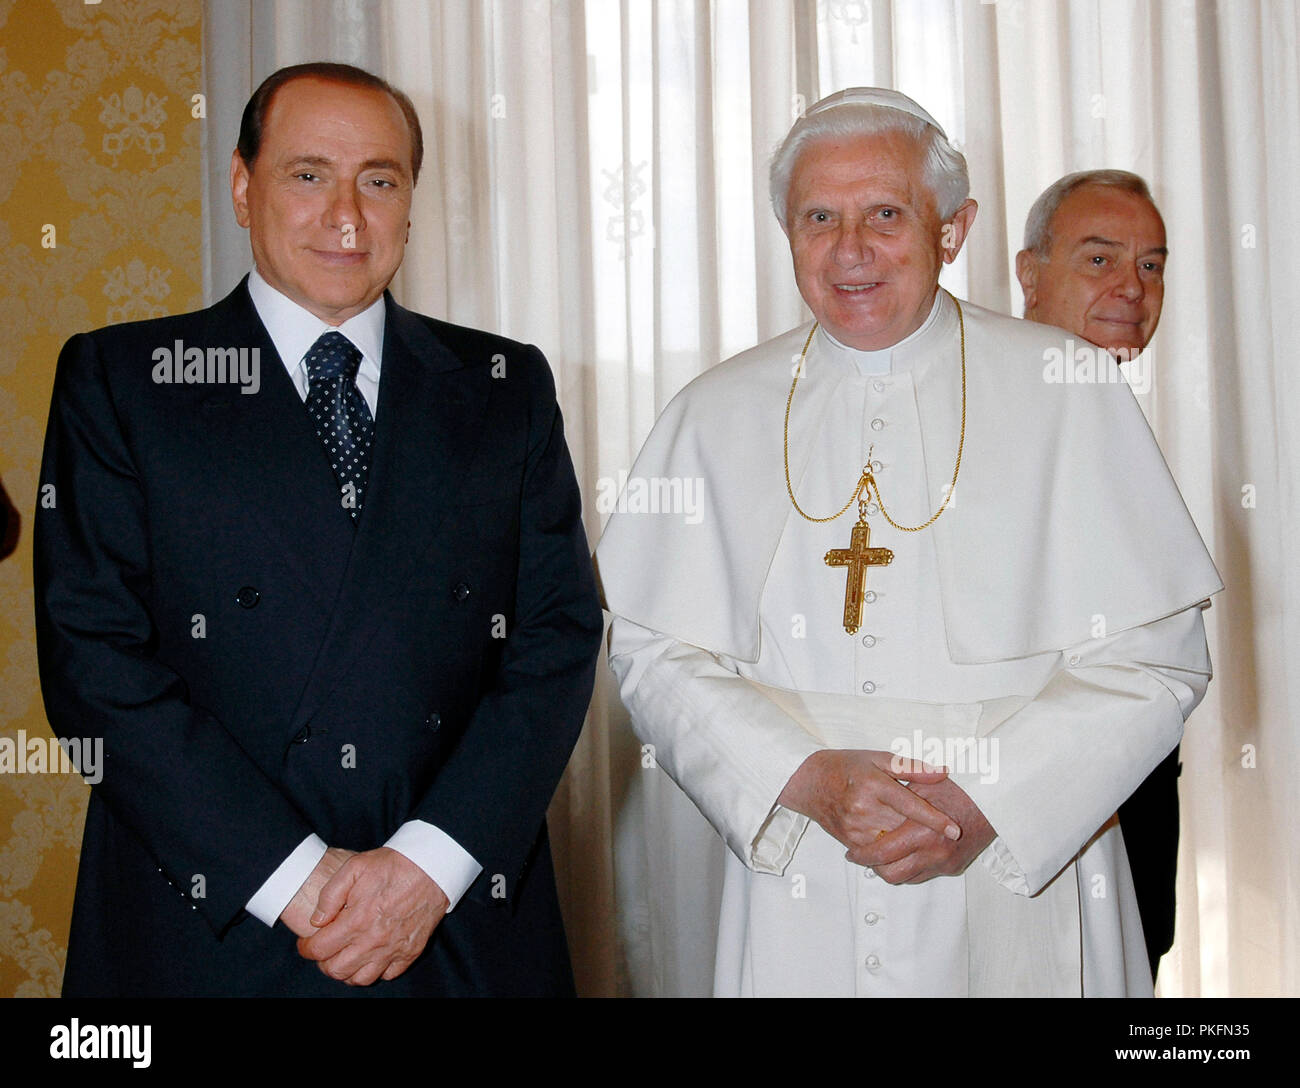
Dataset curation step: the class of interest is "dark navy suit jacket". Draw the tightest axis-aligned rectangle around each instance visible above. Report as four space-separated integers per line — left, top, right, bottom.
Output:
36 280 603 996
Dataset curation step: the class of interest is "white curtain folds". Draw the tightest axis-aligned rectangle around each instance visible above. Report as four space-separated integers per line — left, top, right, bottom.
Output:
200 0 1299 998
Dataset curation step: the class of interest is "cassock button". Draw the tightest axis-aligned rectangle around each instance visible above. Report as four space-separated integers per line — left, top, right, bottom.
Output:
425 712 441 732
870 459 882 473
872 379 886 392
862 681 876 694
863 590 877 604
861 634 876 648
453 582 471 602
1068 653 1081 666
291 725 312 744
865 954 882 970
870 417 885 431
865 503 878 516
863 868 876 879
236 586 260 609
864 912 880 925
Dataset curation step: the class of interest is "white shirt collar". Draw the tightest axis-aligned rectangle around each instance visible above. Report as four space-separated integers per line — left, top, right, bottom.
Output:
246 267 386 385
816 289 945 377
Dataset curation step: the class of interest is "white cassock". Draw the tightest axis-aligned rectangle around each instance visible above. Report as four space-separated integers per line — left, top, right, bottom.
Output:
596 291 1222 997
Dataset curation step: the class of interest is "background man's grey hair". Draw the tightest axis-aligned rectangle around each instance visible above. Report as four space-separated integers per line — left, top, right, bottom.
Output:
1022 169 1155 257
769 104 970 229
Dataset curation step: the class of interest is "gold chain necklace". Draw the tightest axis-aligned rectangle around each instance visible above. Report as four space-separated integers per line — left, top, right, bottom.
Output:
782 294 967 632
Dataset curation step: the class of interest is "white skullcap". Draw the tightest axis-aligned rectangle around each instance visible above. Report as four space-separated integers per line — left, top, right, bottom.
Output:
803 87 947 140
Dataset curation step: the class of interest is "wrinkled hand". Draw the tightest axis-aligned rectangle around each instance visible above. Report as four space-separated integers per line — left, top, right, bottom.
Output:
778 749 961 863
279 846 355 938
864 777 996 884
295 847 448 986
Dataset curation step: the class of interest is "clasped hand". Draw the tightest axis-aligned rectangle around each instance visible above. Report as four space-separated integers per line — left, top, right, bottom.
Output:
279 846 449 986
778 749 996 884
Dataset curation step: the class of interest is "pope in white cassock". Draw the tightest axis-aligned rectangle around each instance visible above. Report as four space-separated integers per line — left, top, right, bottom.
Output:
594 88 1223 997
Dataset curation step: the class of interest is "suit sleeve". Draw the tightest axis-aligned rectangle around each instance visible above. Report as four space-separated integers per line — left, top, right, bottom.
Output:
34 332 316 932
410 347 603 902
950 603 1213 896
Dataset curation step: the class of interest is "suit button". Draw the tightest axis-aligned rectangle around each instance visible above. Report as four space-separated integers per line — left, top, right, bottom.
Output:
236 586 260 609
452 582 470 602
425 712 441 732
291 725 312 744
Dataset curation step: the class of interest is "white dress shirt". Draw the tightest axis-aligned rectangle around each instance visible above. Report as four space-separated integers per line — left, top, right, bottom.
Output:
242 267 482 927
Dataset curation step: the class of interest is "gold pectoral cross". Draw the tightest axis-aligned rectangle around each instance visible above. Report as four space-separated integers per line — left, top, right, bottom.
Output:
824 514 893 635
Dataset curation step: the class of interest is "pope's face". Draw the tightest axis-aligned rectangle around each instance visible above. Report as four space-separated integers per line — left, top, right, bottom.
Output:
230 77 414 325
1018 185 1166 356
785 130 975 351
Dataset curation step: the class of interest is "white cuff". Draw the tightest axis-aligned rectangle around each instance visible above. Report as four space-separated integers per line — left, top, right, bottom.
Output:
752 803 812 874
246 833 328 927
384 820 482 911
979 836 1030 896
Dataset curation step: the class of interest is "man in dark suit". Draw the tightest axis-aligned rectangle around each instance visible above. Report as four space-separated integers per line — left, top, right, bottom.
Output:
1016 169 1177 981
35 62 603 996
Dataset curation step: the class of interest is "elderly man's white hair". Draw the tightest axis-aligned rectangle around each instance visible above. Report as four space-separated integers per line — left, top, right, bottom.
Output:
769 87 970 229
1022 169 1156 257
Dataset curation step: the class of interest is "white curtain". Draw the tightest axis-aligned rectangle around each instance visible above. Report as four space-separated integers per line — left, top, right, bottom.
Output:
200 0 1300 998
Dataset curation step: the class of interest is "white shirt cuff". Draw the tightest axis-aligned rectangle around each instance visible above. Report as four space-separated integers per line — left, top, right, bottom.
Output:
384 820 482 911
246 833 328 927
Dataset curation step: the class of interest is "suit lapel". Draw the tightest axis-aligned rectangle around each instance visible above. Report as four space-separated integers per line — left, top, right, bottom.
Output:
288 296 491 732
198 282 355 615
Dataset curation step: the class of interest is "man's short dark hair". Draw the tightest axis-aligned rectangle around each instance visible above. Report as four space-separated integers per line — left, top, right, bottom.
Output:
236 61 424 184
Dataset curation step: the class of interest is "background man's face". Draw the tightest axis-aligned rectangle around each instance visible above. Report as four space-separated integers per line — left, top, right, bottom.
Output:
230 77 414 325
785 130 970 352
1019 185 1166 355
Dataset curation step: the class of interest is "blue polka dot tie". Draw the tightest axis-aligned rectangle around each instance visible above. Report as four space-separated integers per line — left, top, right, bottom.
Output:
304 331 373 523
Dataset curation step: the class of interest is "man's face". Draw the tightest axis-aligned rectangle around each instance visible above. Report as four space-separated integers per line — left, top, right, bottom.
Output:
785 130 975 351
1018 185 1166 356
230 77 414 325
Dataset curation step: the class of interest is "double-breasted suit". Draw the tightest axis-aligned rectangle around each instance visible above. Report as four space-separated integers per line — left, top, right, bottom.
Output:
35 279 603 996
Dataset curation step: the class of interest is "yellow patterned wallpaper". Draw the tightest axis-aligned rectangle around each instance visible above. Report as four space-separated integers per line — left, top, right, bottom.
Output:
0 0 201 997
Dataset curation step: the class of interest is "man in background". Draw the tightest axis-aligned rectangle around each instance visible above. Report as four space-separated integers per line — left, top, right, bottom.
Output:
1016 169 1177 979
1016 169 1165 360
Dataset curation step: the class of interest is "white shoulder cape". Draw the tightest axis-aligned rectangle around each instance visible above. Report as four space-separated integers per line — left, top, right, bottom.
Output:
594 291 1222 664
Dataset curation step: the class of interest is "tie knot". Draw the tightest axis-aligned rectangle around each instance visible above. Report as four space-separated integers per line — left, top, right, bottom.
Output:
305 331 362 383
